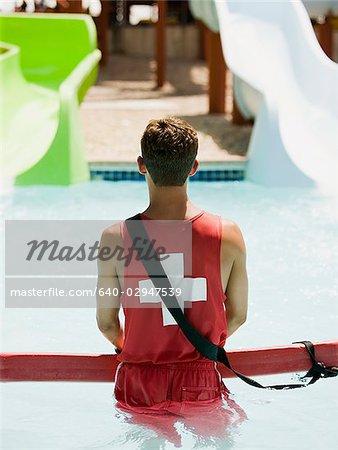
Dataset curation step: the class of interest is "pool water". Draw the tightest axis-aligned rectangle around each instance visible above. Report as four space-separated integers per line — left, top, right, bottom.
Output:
1 181 338 449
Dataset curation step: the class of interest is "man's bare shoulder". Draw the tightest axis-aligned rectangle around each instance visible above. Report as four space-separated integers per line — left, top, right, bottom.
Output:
100 222 123 248
220 218 246 256
98 222 124 275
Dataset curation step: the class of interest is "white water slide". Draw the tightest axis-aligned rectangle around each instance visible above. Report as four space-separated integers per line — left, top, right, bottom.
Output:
189 0 338 188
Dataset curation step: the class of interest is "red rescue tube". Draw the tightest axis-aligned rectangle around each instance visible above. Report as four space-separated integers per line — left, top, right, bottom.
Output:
0 340 337 382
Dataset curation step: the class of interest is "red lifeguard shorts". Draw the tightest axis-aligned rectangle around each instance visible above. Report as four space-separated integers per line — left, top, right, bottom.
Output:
114 360 227 415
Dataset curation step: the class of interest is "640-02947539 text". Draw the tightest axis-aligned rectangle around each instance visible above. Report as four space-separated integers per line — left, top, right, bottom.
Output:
9 287 183 298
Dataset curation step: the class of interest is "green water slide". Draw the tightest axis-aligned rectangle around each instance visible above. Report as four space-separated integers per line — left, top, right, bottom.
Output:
0 13 101 185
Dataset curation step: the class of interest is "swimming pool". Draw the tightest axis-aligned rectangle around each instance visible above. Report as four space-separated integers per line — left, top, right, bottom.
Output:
1 181 338 449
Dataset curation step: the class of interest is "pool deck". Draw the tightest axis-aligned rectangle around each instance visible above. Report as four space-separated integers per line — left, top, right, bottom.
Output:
81 55 252 169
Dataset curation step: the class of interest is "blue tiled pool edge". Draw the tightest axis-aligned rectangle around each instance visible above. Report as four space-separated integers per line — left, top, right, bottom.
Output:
90 162 246 182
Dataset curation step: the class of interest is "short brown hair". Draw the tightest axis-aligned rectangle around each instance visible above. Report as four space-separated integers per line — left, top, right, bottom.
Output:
141 118 198 186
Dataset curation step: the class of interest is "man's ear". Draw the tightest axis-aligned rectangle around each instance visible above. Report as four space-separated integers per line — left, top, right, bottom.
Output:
137 156 147 175
189 160 199 177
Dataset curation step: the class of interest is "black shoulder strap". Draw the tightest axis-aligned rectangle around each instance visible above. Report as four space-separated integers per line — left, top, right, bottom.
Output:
125 214 338 390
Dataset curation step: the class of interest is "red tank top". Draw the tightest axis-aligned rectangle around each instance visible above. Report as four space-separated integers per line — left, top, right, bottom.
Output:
118 211 227 364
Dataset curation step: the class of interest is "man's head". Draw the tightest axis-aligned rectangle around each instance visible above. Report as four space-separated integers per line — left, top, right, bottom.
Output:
139 118 198 186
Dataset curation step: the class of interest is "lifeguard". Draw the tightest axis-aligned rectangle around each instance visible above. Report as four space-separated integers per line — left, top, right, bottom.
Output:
96 118 248 413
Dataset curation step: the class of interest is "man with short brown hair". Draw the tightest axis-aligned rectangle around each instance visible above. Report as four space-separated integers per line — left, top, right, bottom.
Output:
97 118 248 413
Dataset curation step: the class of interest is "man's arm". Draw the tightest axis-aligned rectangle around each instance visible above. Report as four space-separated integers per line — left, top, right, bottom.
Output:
96 225 124 350
221 220 248 338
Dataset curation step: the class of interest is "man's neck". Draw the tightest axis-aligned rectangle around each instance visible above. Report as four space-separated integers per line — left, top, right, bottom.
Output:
143 183 201 221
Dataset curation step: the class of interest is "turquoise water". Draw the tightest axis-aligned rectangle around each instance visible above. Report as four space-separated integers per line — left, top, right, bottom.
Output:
1 181 338 449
